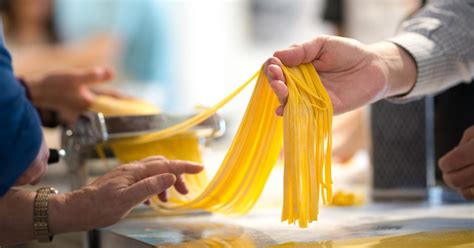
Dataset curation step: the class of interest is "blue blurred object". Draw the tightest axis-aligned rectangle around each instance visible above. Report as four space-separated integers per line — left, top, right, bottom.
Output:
55 0 177 108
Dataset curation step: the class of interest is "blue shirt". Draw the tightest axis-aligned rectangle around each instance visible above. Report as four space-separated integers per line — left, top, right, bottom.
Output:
0 24 43 196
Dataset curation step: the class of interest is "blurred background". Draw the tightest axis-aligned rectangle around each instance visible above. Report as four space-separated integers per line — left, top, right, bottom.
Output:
2 0 429 247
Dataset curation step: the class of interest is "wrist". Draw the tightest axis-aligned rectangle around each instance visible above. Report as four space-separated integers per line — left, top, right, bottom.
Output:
369 41 417 98
23 77 47 107
49 189 98 234
48 192 86 234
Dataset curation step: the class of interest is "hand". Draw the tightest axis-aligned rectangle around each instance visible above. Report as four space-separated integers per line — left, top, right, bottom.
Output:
439 126 474 200
14 137 49 186
48 156 204 233
264 36 417 115
26 67 119 123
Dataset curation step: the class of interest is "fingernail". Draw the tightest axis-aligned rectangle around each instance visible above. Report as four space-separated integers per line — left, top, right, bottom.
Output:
268 70 274 78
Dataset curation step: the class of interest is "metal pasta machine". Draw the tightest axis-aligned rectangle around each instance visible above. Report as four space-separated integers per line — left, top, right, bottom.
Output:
61 111 226 190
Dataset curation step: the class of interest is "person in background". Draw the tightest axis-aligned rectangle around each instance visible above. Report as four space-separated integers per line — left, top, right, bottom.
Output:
55 0 178 110
264 0 474 199
0 20 201 245
0 0 119 78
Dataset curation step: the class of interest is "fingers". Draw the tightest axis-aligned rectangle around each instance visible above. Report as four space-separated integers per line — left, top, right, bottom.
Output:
137 160 204 179
140 157 190 199
275 105 285 116
439 133 474 199
173 175 189 195
125 173 176 205
459 187 474 200
460 126 474 145
264 57 283 81
264 36 329 116
91 87 129 99
270 80 289 105
117 158 202 205
264 57 289 116
140 156 167 164
273 36 327 67
443 163 474 189
68 67 114 85
158 191 168 202
439 139 474 173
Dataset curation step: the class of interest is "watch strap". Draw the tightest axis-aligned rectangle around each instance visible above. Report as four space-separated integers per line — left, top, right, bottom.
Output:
33 187 58 243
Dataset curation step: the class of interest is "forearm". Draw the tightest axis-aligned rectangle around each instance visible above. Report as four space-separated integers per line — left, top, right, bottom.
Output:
0 190 36 245
0 190 82 245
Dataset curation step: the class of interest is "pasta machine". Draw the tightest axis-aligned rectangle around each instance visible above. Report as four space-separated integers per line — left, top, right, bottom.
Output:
60 111 226 190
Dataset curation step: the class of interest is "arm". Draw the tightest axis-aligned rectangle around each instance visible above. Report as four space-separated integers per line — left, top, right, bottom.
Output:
0 35 44 196
264 0 473 115
0 157 203 245
389 0 474 102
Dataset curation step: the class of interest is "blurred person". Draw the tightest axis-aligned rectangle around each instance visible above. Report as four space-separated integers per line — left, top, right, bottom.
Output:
0 19 202 245
264 0 474 199
55 0 178 110
0 0 119 78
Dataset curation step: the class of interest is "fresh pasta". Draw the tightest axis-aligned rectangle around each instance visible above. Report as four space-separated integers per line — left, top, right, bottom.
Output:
90 63 333 228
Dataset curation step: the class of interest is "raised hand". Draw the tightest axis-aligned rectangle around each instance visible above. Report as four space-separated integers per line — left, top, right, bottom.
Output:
25 67 121 123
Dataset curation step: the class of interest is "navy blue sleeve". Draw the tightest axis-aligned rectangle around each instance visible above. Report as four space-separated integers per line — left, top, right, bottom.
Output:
0 30 43 196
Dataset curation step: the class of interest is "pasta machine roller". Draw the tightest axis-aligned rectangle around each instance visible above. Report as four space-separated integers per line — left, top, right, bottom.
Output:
61 111 226 190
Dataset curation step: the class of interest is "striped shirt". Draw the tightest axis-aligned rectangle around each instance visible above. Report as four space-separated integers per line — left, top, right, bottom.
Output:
389 0 474 102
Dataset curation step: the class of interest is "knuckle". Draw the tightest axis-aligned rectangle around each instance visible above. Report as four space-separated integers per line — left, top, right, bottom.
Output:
290 43 302 48
155 176 171 192
160 159 172 169
143 179 156 195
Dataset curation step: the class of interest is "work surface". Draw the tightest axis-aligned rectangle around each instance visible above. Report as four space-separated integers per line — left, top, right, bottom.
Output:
99 202 474 247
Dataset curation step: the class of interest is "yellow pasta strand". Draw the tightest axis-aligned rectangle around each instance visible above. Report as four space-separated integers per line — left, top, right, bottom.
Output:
90 63 332 228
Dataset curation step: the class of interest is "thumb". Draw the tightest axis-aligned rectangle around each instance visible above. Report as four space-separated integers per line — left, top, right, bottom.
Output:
124 173 176 205
273 46 306 67
273 37 326 67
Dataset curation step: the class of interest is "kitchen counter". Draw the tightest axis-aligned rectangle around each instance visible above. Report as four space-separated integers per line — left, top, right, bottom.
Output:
97 202 474 247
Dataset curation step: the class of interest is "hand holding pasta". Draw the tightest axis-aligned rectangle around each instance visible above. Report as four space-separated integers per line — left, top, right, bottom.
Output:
264 36 417 116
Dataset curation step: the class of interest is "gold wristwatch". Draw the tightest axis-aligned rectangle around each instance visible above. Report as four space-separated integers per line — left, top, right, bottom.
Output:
33 187 58 243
